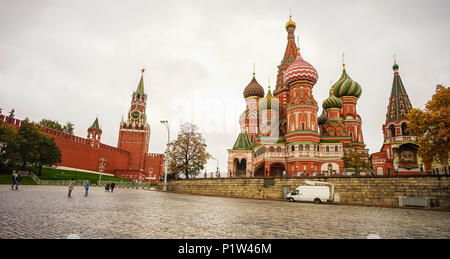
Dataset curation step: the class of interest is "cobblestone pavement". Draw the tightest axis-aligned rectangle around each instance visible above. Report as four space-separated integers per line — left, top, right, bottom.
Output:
0 185 449 239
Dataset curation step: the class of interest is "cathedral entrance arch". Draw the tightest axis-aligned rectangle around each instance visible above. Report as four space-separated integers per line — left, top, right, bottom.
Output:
254 162 265 177
321 162 339 175
236 158 247 177
233 158 247 177
269 163 286 177
377 167 384 176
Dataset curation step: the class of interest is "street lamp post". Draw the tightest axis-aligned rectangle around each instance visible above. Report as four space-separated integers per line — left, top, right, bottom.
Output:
160 120 170 191
213 157 219 178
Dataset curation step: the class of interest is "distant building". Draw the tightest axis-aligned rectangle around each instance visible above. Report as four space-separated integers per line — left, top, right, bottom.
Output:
1 69 164 183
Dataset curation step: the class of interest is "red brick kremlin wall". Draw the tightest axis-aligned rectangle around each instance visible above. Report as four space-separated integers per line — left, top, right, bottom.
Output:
1 115 164 183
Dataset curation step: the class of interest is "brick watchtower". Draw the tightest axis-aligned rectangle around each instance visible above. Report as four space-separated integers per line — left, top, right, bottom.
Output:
117 69 150 172
87 117 102 148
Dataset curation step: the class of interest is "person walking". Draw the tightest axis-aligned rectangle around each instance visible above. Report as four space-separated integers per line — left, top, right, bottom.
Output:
105 182 110 192
84 181 90 197
68 178 75 197
110 182 115 193
15 173 21 190
11 171 17 190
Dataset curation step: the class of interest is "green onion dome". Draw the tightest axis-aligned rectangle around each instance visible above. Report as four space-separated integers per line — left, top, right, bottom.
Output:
259 86 279 111
317 110 327 125
331 67 362 98
393 63 399 70
322 90 343 110
243 74 265 98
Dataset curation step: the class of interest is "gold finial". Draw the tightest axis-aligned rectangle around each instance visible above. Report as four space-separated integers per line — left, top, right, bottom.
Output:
342 53 345 70
252 63 255 77
268 77 271 91
285 11 296 29
393 54 397 64
297 36 300 52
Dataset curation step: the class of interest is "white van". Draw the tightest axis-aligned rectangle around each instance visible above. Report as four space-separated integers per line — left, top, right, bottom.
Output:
286 185 331 204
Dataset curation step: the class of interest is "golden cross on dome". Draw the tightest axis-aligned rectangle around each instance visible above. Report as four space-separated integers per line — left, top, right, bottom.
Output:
393 54 397 64
297 36 300 51
253 63 255 76
268 77 271 91
342 53 345 69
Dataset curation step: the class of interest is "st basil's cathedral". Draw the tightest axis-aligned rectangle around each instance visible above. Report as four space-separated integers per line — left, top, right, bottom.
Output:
227 16 369 177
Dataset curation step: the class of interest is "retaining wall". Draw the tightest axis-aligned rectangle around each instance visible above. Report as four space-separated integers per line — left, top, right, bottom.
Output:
158 175 450 209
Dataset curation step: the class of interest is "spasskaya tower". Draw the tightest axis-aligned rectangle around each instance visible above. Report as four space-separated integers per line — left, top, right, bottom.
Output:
118 69 150 172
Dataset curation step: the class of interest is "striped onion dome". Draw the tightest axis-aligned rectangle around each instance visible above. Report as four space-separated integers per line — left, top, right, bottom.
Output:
243 75 265 98
317 110 327 125
322 90 343 110
283 49 318 86
259 86 279 111
331 67 362 98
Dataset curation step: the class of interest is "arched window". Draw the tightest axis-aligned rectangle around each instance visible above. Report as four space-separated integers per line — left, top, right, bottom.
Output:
389 124 396 137
299 145 303 151
302 123 305 131
305 145 310 151
291 145 295 152
269 146 274 152
335 146 339 152
276 146 281 153
326 146 330 152
401 122 408 135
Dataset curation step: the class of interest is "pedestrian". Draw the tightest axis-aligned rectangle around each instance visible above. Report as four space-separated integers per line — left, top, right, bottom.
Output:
11 171 17 190
15 173 21 190
68 178 75 197
84 181 90 197
110 182 115 192
105 182 110 192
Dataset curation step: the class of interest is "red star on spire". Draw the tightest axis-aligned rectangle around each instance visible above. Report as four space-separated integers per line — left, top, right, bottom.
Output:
141 68 145 73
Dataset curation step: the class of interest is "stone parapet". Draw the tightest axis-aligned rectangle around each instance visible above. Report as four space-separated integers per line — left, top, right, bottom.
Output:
158 175 450 209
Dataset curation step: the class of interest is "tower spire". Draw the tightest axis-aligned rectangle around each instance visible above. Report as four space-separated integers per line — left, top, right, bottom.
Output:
136 68 145 94
253 63 255 77
342 53 345 70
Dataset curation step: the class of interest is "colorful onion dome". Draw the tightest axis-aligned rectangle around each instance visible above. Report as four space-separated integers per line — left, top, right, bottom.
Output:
259 86 279 111
243 74 265 98
317 110 327 125
285 15 296 29
331 65 362 98
283 49 318 86
322 90 343 110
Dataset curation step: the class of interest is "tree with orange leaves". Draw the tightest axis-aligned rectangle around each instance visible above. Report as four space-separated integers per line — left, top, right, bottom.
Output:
407 85 449 165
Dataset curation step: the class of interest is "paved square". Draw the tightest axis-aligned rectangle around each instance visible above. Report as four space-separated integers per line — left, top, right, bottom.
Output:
0 185 449 239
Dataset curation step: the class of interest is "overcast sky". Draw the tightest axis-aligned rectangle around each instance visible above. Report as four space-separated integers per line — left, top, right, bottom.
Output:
1 0 449 174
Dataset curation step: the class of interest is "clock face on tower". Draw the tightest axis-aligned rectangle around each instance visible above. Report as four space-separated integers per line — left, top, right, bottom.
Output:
130 110 141 120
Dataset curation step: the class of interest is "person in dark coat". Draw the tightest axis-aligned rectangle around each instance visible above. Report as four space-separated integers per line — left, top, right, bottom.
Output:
110 182 116 192
105 183 110 192
15 174 21 190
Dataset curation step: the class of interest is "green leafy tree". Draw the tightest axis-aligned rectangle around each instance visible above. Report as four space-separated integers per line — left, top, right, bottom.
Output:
343 151 371 176
0 123 21 170
166 123 211 179
36 135 62 175
39 119 63 131
62 122 75 135
407 84 449 165
17 120 62 175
